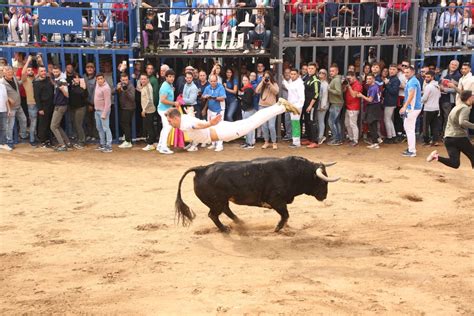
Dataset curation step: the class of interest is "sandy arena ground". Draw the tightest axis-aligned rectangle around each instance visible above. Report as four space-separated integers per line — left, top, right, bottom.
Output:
0 141 473 315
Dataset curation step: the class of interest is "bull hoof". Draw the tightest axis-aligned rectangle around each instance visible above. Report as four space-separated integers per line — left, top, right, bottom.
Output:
219 226 231 234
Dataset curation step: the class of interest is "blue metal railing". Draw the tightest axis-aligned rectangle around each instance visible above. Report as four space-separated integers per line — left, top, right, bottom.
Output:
418 4 474 52
0 1 138 49
282 0 412 39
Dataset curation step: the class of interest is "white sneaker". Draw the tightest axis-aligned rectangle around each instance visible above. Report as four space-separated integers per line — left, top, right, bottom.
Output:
258 49 265 54
0 144 12 151
426 150 439 162
187 145 198 152
142 144 156 151
208 144 216 150
201 143 207 148
214 146 223 152
159 147 174 155
367 143 380 149
118 141 132 149
243 50 249 54
184 143 192 150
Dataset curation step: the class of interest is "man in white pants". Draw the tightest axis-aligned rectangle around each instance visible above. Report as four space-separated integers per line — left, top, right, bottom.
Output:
399 66 422 157
282 69 305 148
165 98 300 145
157 69 180 154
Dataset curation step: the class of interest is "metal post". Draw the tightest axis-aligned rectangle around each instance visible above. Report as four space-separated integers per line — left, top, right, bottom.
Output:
410 0 420 63
112 52 119 142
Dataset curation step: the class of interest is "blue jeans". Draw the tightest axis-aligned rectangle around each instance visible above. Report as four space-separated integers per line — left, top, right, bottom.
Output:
0 112 7 145
259 105 277 143
95 110 112 147
225 98 239 122
328 104 343 142
7 106 27 146
384 10 408 35
115 21 127 42
242 109 256 145
317 109 327 141
28 105 38 143
248 30 271 49
92 26 111 43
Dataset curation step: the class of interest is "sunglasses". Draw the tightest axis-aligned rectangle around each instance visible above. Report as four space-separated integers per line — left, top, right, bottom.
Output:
401 64 409 68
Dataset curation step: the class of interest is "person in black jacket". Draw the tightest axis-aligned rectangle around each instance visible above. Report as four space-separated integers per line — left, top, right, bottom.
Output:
117 72 136 149
33 66 55 148
50 66 70 152
238 74 255 149
69 73 89 149
383 64 401 144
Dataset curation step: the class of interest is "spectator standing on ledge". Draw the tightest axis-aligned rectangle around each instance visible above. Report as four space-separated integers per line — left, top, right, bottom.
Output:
327 65 344 146
94 73 113 153
344 71 363 147
399 66 422 158
421 71 441 147
256 70 279 150
157 69 179 155
282 68 305 148
139 74 157 152
383 64 401 144
117 72 136 149
439 59 461 135
358 73 382 149
33 66 54 148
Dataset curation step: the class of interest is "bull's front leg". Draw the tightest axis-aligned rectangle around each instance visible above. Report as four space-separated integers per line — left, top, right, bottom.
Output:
273 205 289 232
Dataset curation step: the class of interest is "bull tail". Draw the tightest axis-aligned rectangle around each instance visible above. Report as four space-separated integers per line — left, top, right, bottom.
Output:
175 166 203 227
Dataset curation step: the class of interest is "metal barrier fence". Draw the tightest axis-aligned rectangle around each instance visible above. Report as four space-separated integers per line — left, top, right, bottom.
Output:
282 0 413 40
0 2 138 48
418 4 474 51
139 5 274 54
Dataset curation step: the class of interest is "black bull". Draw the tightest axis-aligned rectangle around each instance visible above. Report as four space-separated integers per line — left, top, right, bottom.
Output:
175 156 340 232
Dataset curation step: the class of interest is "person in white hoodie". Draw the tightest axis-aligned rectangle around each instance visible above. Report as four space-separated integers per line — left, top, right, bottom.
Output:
282 68 305 148
421 71 442 146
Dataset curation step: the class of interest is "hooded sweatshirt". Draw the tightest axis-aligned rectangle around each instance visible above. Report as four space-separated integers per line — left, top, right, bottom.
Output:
421 80 441 112
283 77 305 109
328 74 343 105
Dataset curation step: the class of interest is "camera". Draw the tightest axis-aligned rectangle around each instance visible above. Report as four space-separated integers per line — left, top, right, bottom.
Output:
342 78 349 85
264 76 270 83
121 82 128 90
55 78 68 87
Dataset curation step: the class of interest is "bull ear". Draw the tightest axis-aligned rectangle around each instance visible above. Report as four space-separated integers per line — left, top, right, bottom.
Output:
315 167 340 183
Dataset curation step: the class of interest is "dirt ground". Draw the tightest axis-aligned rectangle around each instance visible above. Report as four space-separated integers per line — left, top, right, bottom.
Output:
0 141 473 315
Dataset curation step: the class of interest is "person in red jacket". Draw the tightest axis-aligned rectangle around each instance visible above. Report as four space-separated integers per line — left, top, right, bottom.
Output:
384 0 411 36
112 1 129 44
343 71 363 146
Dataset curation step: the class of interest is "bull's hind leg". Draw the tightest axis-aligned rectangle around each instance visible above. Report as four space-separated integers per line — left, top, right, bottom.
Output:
208 208 230 233
273 205 289 232
223 204 244 225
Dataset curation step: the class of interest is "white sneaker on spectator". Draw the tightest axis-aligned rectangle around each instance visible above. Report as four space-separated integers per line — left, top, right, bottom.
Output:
258 49 265 54
208 144 216 150
187 145 198 152
214 146 223 152
243 50 249 54
119 141 132 149
142 144 155 151
159 147 174 154
0 144 12 151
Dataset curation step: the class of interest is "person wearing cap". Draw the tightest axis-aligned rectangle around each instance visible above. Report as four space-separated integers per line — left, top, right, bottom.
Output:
176 65 195 96
427 90 474 169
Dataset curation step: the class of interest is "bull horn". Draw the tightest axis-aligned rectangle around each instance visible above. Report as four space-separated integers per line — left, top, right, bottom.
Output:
324 162 337 167
316 167 340 183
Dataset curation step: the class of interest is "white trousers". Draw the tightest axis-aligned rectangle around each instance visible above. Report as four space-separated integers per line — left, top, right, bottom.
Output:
158 110 172 149
344 110 359 142
208 110 223 148
404 109 421 153
215 104 285 142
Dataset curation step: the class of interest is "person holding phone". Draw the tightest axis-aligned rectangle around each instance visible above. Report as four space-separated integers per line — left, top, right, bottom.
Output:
202 74 226 152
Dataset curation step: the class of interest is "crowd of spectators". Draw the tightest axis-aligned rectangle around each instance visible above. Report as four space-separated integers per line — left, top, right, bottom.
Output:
0 52 473 162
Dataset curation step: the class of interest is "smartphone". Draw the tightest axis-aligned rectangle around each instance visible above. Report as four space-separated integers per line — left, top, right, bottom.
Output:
442 79 450 86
